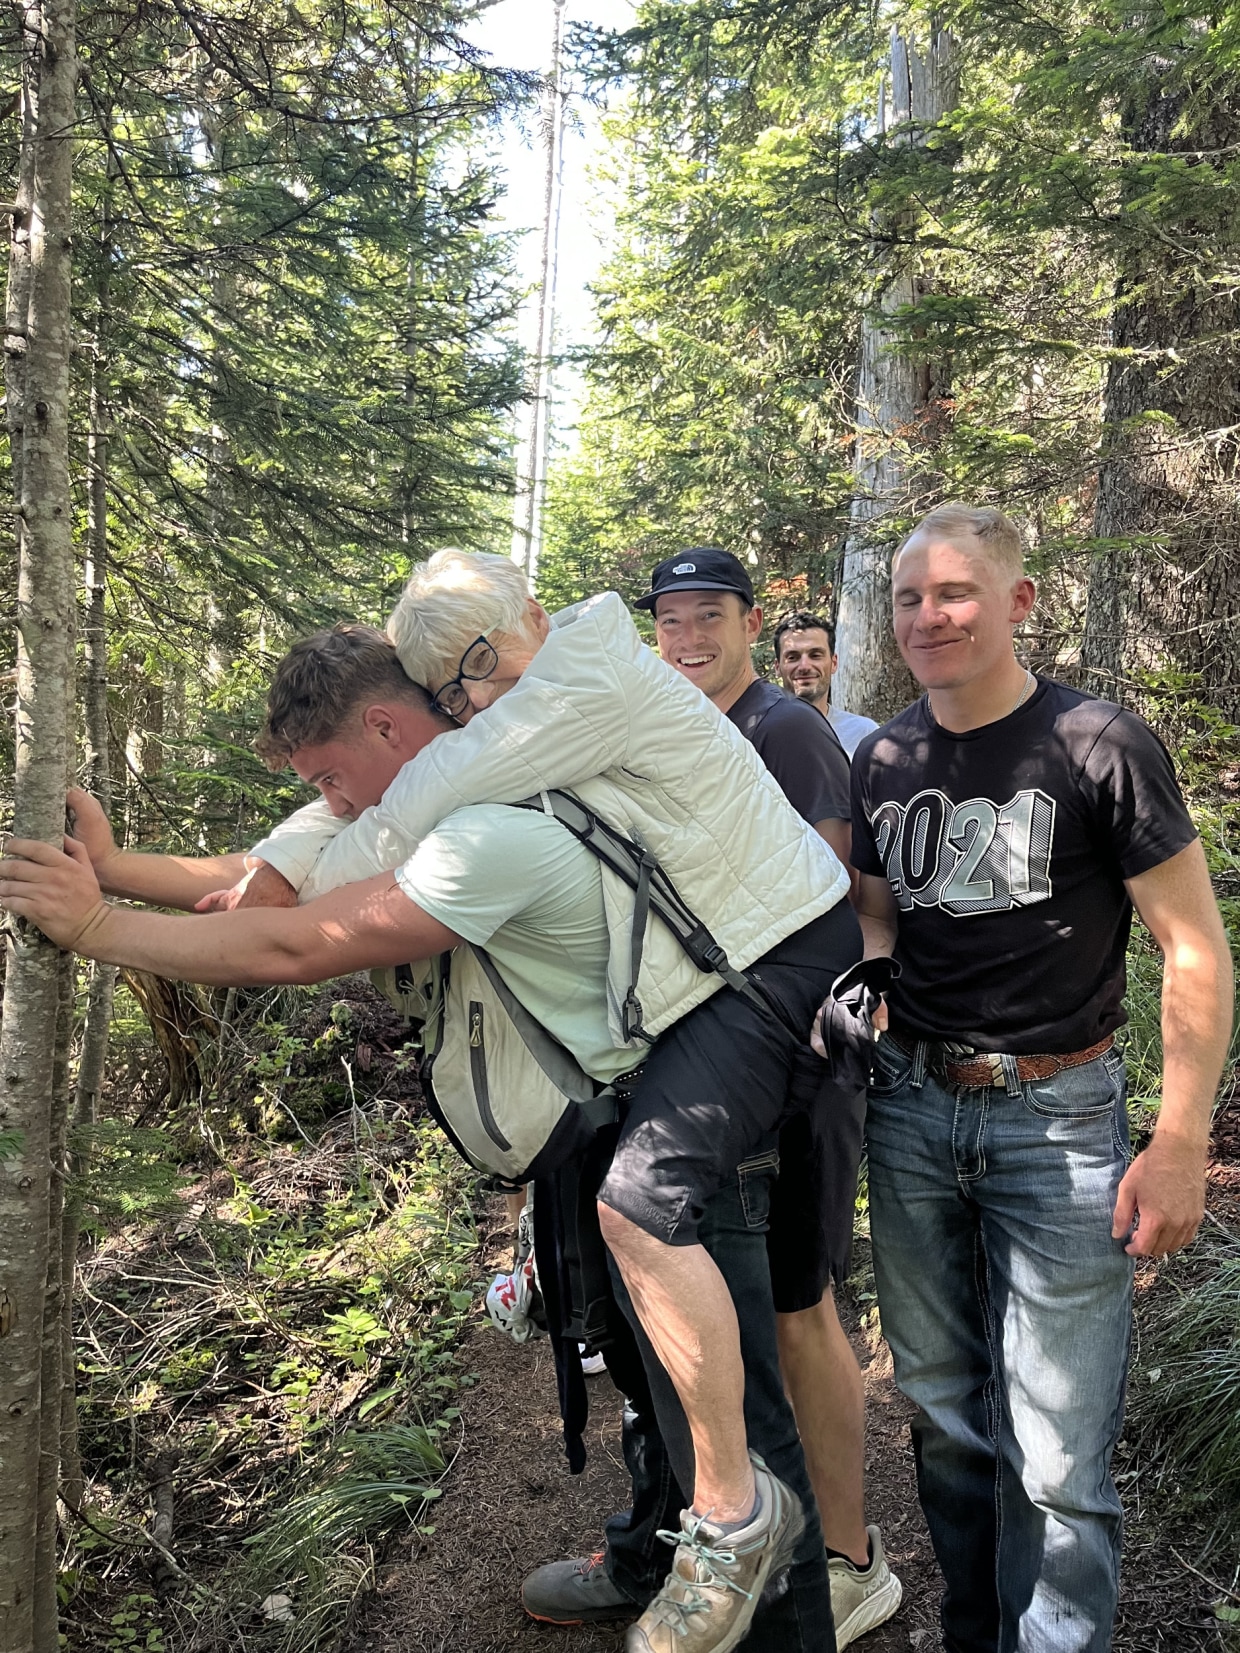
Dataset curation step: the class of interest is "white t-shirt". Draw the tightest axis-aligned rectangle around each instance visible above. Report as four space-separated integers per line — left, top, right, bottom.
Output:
827 705 879 758
393 804 636 1084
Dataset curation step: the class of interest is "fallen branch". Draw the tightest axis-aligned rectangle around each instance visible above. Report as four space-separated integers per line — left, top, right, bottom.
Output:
59 1488 221 1603
1169 1544 1240 1603
148 1445 181 1596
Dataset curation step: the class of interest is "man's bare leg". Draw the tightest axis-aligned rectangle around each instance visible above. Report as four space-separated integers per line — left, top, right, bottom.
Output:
598 1203 756 1522
503 1186 528 1232
776 1289 869 1565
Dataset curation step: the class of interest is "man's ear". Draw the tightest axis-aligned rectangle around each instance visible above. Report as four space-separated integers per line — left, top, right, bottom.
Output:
1010 576 1037 625
527 598 552 641
360 704 400 742
746 603 764 642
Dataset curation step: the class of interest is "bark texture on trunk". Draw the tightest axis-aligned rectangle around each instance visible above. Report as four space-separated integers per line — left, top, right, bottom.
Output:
1083 80 1240 716
834 28 958 723
33 958 73 1653
0 0 77 1640
61 169 120 1517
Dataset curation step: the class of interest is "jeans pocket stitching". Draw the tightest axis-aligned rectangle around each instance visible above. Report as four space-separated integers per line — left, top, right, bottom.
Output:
736 1153 777 1231
1022 1056 1124 1121
869 1038 914 1097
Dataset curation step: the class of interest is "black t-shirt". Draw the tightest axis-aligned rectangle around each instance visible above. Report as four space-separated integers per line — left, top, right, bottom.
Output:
727 679 852 825
850 677 1197 1052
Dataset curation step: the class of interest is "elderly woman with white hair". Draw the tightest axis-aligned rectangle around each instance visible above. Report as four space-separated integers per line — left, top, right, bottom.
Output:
246 548 861 1653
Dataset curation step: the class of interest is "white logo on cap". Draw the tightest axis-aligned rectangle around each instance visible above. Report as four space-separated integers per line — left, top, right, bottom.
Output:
672 562 697 574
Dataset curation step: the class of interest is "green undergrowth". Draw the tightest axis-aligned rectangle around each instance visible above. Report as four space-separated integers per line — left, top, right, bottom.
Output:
62 986 485 1653
1122 1222 1240 1643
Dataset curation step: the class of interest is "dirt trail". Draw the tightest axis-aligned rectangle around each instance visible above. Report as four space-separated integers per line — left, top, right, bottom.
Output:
352 1244 940 1652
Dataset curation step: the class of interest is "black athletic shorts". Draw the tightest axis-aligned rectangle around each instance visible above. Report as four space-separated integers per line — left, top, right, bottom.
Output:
766 1059 867 1314
597 900 863 1250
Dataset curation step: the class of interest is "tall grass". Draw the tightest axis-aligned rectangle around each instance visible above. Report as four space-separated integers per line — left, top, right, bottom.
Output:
1127 1235 1240 1536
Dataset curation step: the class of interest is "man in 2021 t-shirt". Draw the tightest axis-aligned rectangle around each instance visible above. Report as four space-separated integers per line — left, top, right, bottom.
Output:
845 505 1234 1653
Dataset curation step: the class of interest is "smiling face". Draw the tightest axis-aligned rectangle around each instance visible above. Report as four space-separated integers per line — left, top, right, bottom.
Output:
892 532 1036 692
652 589 762 709
776 626 836 708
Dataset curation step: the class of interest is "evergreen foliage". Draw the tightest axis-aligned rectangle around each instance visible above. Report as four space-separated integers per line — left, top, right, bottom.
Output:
546 0 1240 708
3 0 532 851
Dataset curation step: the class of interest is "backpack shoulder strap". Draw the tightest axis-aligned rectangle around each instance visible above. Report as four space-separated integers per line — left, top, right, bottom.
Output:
514 789 779 1040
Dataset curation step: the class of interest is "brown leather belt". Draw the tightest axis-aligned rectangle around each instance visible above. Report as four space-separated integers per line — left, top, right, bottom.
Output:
891 1033 1114 1089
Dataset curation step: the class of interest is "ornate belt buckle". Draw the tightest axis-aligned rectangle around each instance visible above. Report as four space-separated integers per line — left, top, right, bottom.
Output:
986 1052 1005 1085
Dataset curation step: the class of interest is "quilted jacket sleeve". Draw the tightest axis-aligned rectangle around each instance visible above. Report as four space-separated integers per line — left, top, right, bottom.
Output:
249 798 345 889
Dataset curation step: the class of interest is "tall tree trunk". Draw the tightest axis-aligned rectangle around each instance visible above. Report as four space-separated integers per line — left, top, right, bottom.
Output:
834 27 958 722
0 0 77 1642
1083 80 1240 715
34 958 73 1653
514 0 566 586
61 152 119 1518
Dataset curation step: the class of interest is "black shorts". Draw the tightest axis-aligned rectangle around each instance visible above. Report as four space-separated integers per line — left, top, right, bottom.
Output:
766 1054 867 1314
597 901 863 1248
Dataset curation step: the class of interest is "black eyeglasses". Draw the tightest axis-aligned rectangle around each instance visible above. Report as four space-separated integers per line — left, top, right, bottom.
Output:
430 635 499 718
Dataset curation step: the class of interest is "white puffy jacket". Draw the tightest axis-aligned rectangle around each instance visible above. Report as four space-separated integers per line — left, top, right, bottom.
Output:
251 592 850 1049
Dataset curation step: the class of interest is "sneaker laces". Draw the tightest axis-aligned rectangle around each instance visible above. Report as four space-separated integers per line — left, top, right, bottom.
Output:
575 1550 607 1580
646 1513 753 1636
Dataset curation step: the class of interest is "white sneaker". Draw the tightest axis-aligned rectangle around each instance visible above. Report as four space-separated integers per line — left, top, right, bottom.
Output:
828 1525 902 1648
579 1342 608 1376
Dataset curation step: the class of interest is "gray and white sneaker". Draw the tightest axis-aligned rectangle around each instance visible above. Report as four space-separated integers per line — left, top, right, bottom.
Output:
626 1453 805 1653
522 1550 635 1625
828 1525 903 1647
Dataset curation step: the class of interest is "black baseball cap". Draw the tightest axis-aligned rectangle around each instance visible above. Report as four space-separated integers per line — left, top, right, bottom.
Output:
633 546 756 611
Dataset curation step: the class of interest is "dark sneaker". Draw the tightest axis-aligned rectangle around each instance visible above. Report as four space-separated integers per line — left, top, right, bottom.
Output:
521 1550 636 1625
626 1453 805 1653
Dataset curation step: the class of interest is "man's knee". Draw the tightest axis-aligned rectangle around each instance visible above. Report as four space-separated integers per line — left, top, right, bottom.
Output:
597 1197 655 1261
776 1290 859 1377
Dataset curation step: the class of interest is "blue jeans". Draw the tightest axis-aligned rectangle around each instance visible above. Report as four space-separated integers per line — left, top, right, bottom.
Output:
865 1037 1136 1653
605 1152 836 1653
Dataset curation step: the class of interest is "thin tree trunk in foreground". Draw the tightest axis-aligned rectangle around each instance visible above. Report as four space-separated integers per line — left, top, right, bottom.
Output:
0 0 78 1641
61 155 120 1516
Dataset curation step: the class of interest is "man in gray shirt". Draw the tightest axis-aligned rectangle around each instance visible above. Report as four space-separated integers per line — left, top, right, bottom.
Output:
773 610 878 757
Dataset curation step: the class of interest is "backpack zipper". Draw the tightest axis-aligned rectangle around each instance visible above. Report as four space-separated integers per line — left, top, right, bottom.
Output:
467 1001 512 1152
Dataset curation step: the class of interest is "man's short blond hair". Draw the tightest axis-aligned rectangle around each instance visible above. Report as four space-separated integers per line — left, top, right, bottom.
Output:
386 549 532 681
900 504 1025 581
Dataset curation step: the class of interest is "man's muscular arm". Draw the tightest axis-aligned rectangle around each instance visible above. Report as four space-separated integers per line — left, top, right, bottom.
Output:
68 788 252 910
854 871 898 962
1116 839 1235 1258
0 835 461 985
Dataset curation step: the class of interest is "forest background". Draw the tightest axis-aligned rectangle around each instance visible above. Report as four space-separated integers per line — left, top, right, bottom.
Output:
1 0 1238 1650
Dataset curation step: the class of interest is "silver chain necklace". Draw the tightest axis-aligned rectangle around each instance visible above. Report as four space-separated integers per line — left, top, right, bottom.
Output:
928 667 1036 727
1010 668 1035 715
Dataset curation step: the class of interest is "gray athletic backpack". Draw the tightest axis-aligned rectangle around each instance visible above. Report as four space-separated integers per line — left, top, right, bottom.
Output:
372 789 782 1184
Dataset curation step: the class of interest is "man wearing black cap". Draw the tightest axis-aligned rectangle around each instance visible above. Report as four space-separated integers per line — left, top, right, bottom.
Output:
640 548 901 1646
524 551 902 1648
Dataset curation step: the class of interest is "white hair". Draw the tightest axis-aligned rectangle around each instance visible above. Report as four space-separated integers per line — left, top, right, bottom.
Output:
385 550 532 682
